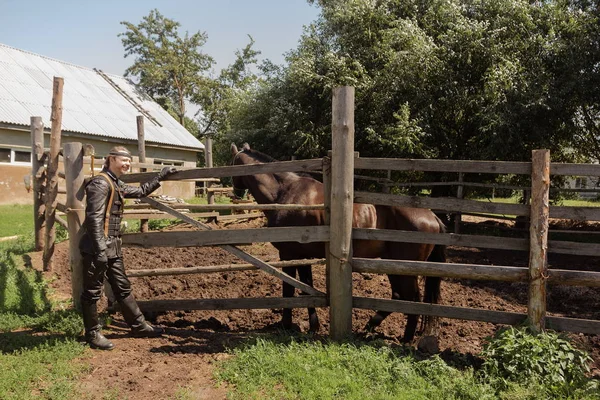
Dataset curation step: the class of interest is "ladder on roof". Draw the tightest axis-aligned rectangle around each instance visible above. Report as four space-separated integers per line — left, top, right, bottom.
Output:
94 68 163 127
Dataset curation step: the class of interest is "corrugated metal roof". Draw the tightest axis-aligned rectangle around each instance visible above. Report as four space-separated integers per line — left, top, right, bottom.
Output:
0 43 203 150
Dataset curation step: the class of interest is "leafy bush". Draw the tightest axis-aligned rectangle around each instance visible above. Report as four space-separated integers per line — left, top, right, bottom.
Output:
55 224 69 243
480 326 597 397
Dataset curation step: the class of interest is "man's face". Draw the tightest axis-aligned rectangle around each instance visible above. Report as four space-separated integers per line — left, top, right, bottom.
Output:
109 156 131 177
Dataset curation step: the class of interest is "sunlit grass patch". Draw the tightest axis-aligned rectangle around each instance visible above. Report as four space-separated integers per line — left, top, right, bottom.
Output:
215 337 497 400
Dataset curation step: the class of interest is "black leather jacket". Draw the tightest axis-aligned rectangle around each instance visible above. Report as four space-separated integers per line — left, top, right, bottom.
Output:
79 169 161 257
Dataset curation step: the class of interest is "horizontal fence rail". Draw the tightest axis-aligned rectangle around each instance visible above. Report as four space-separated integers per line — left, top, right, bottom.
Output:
128 258 326 278
352 258 600 287
352 228 599 256
122 226 330 248
354 191 530 216
355 158 532 174
355 157 600 176
138 296 328 313
352 297 600 335
355 192 600 221
121 159 324 183
125 203 326 211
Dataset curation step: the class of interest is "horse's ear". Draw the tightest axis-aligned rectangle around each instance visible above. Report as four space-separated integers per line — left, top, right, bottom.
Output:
231 143 238 155
242 142 250 151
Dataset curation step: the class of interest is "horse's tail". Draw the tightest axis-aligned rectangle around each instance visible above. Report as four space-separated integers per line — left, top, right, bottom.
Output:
423 216 446 305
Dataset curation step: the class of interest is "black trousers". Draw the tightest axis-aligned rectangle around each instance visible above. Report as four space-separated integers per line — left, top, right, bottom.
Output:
81 253 132 303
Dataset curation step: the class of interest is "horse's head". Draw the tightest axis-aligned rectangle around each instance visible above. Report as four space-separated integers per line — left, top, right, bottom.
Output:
230 142 251 199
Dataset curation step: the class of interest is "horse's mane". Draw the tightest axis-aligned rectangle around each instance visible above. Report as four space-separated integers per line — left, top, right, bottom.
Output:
244 148 278 163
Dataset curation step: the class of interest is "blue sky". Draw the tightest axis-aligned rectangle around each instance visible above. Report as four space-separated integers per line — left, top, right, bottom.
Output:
0 0 320 76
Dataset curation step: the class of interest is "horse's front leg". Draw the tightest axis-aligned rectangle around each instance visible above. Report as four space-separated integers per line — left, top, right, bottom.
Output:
298 265 319 333
281 266 296 330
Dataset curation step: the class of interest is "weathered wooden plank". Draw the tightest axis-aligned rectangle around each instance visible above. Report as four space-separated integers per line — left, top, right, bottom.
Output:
550 206 600 221
121 158 323 183
122 212 219 220
31 116 45 251
355 158 531 174
547 240 600 257
137 296 328 312
125 203 325 211
352 258 600 287
43 77 63 272
55 215 68 229
545 316 600 334
550 163 600 176
353 258 527 282
352 228 529 251
354 157 600 177
353 227 598 256
329 86 355 339
354 191 530 216
352 297 600 334
63 142 85 310
216 212 264 221
353 297 526 325
122 226 329 247
128 258 326 277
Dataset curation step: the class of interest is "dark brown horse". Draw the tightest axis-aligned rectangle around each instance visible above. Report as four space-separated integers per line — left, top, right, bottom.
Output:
230 143 446 343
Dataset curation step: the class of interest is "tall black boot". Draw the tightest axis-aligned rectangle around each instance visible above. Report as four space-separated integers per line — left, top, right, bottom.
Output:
81 300 114 350
119 294 164 337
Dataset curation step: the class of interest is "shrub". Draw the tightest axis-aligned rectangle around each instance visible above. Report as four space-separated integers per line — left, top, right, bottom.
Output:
480 326 597 397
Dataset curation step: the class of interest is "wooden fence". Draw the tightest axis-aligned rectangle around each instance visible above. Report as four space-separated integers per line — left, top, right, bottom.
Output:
57 86 600 340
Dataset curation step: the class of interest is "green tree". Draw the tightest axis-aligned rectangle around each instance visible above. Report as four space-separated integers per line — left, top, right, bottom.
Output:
194 36 261 140
120 9 214 125
226 0 599 167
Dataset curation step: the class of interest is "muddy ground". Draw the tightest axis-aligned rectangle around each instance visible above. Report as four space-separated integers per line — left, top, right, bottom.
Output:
35 215 600 399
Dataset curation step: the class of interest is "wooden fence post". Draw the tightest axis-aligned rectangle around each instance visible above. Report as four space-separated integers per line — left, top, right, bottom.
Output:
64 142 85 309
137 115 149 233
31 116 45 251
528 149 550 333
205 136 214 204
454 172 464 233
329 86 355 340
323 154 332 297
43 77 63 271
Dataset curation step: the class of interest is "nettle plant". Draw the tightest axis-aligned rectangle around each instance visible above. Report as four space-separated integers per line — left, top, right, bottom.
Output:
480 326 596 396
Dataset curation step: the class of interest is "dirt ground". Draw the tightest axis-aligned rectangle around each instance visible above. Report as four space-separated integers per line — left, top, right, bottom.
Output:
34 215 600 399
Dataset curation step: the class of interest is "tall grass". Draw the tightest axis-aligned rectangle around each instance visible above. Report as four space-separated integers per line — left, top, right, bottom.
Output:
0 232 87 399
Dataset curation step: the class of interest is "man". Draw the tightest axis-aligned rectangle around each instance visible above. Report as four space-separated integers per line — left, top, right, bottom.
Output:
79 146 177 350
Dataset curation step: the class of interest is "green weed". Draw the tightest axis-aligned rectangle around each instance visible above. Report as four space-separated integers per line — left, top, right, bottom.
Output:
480 326 598 398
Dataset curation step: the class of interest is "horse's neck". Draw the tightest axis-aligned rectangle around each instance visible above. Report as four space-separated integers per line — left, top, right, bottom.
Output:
247 173 282 204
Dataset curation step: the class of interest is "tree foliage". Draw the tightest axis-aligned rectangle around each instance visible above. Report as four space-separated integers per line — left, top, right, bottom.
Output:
223 0 600 166
120 9 214 125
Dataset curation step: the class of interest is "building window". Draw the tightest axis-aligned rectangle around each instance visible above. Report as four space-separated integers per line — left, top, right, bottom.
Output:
575 177 587 189
0 148 31 165
153 159 183 167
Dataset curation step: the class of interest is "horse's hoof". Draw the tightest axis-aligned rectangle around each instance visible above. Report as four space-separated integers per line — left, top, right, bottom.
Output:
417 335 440 354
278 320 300 332
364 322 378 333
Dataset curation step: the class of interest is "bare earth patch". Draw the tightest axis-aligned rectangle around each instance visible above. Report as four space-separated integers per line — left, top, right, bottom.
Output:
32 216 600 399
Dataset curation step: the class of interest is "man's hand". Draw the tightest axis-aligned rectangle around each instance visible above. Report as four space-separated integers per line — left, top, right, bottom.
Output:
158 166 177 181
93 250 108 267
